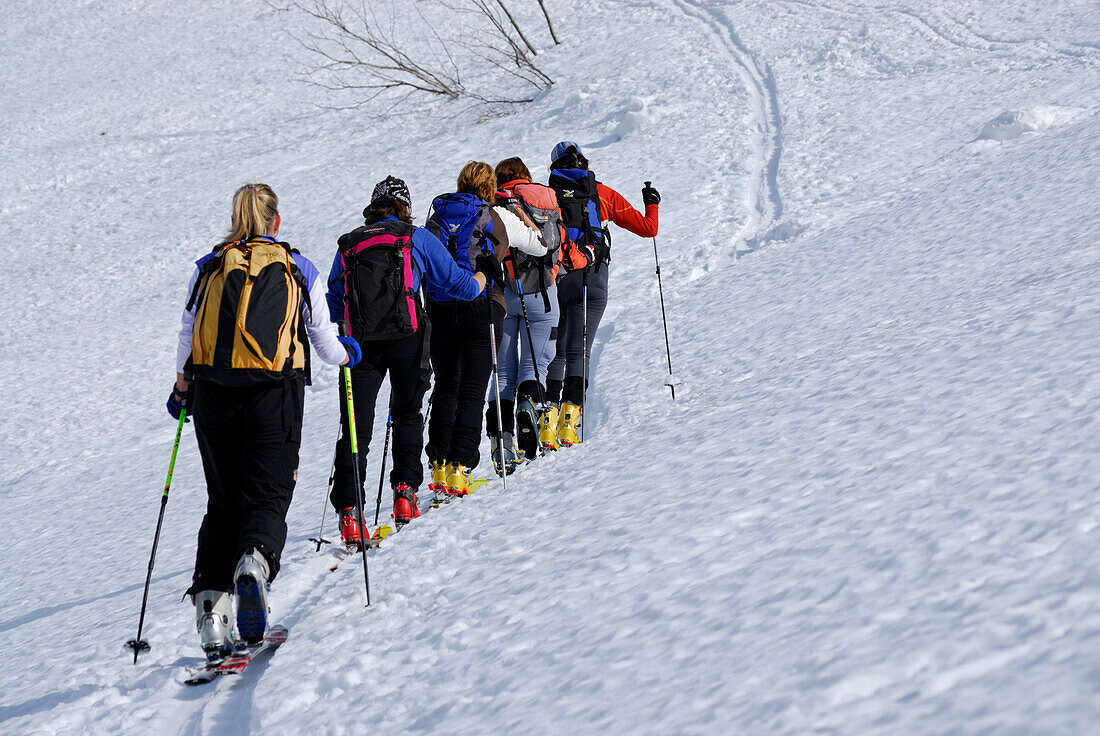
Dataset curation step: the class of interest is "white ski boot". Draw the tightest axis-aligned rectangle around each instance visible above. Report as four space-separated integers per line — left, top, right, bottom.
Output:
234 547 271 644
194 589 237 661
490 431 520 475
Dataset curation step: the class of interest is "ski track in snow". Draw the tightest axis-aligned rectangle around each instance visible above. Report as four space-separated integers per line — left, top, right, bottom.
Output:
141 546 349 736
781 0 1100 64
669 0 784 255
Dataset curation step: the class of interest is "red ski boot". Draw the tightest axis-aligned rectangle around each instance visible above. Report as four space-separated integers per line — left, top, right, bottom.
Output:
392 484 421 528
339 507 362 550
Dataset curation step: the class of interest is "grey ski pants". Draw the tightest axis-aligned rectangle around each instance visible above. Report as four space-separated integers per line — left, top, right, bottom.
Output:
548 265 609 387
498 283 559 400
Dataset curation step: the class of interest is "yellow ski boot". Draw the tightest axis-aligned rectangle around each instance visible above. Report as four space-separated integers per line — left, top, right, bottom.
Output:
539 403 560 450
428 460 448 492
445 462 471 497
557 403 582 446
429 460 449 507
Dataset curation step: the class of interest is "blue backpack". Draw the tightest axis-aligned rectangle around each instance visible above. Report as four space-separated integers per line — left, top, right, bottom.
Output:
424 192 495 303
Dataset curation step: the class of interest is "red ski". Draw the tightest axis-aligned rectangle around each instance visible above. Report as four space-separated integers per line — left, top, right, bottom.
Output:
183 625 288 685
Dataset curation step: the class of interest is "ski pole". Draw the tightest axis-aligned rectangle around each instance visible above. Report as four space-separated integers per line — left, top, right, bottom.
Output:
581 266 588 443
647 181 676 401
310 425 342 552
339 325 371 606
125 408 187 664
510 251 541 387
373 409 392 526
486 289 508 490
512 252 544 458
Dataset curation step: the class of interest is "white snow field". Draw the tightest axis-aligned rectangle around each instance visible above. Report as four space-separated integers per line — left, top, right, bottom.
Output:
2 0 1098 733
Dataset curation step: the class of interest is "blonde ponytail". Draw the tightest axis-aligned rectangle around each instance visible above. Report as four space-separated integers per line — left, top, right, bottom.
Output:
226 183 278 243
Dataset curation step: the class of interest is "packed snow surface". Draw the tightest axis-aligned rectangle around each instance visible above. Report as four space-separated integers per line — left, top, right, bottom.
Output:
2 1 1098 734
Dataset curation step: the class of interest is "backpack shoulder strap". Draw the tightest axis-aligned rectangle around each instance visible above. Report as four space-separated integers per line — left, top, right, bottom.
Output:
472 202 497 251
185 242 233 311
277 241 312 314
279 242 314 384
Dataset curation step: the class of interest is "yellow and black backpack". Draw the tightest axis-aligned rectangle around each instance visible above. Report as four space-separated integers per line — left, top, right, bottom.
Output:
186 237 311 384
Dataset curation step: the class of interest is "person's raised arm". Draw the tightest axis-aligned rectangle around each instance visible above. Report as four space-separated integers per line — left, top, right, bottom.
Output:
598 182 659 237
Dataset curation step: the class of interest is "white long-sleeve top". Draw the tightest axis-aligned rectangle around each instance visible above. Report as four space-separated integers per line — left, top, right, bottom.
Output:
176 243 348 374
491 205 547 256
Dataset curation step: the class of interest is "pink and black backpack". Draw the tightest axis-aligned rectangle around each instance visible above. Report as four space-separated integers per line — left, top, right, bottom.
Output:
334 220 421 340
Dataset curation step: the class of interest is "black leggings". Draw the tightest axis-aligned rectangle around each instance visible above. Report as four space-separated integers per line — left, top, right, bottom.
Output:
330 327 431 511
190 378 303 593
426 297 505 469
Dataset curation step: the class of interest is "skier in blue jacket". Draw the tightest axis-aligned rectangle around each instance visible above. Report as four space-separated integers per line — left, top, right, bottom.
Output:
325 176 494 542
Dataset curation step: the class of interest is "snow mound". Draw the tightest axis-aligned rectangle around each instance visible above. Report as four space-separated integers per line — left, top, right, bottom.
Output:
976 106 1087 142
587 97 652 149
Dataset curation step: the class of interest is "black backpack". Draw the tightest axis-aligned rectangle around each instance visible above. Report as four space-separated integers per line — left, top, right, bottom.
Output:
548 168 610 273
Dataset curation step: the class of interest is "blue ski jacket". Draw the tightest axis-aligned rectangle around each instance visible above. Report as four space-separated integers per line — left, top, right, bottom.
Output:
326 215 484 323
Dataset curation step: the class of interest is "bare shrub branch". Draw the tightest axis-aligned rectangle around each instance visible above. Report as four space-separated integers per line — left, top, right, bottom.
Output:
537 0 561 45
493 0 537 56
270 0 555 108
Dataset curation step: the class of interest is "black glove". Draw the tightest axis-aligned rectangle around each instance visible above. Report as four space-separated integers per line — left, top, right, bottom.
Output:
166 384 191 422
642 183 661 206
475 252 506 289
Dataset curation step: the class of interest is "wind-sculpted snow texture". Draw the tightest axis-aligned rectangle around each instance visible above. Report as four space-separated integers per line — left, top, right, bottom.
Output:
2 1 1099 734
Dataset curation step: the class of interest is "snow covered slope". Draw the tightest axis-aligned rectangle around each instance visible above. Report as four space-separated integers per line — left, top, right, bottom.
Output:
2 1 1098 734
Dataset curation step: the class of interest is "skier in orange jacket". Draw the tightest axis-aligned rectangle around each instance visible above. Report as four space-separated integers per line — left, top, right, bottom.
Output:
543 141 659 446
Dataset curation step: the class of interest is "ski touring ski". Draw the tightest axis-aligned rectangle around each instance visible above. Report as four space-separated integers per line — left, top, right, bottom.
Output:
327 530 387 572
326 476 491 571
183 625 289 685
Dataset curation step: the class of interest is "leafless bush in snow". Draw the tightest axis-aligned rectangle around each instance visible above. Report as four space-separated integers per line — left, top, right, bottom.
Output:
268 0 556 107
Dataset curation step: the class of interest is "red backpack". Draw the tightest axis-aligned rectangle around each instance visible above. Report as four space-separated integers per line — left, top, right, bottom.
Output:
499 180 563 311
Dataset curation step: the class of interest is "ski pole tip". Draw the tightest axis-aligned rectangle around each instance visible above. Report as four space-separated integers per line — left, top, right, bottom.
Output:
125 638 151 664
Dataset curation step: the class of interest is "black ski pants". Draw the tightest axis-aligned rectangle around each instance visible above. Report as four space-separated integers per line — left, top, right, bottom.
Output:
331 327 431 512
190 378 303 593
426 296 505 469
548 265 609 405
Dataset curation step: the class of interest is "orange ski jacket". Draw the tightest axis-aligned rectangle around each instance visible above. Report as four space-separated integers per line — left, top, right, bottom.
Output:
597 183 659 238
